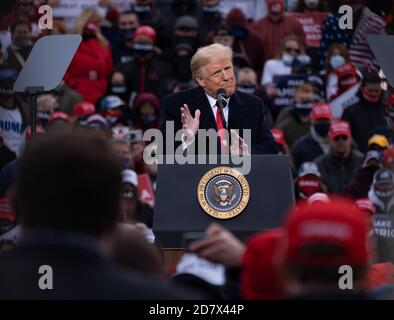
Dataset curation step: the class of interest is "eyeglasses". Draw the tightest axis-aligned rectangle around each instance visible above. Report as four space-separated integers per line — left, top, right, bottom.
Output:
334 135 349 141
285 47 300 54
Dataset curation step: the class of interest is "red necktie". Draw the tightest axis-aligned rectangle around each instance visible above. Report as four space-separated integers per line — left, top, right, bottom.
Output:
216 105 227 153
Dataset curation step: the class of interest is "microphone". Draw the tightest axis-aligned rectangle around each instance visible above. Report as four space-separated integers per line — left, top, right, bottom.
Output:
216 88 227 129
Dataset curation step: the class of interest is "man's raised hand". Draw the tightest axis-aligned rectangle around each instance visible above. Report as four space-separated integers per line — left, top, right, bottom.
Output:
181 104 200 138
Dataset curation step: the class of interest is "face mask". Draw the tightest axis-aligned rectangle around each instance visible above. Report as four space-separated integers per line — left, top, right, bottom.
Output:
268 1 284 15
232 27 247 40
0 86 14 96
314 122 330 137
141 114 157 125
295 54 311 66
237 84 256 95
295 100 314 110
374 184 394 201
202 4 219 13
297 176 321 199
38 111 51 128
282 53 294 66
330 55 346 70
294 100 314 117
304 0 319 9
133 42 154 55
13 35 31 48
120 155 131 169
110 85 127 94
134 4 152 15
361 87 382 104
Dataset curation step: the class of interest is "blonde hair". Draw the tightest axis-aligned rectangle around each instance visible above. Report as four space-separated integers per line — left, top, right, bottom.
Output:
71 8 108 49
274 35 305 59
191 44 233 80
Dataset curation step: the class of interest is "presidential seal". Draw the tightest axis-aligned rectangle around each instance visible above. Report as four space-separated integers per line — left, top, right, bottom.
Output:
197 167 250 220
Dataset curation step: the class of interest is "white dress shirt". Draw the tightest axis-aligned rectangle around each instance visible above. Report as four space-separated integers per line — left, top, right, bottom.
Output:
205 93 230 124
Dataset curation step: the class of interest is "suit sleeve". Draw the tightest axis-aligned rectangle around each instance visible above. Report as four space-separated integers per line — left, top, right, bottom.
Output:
160 94 184 155
252 99 278 154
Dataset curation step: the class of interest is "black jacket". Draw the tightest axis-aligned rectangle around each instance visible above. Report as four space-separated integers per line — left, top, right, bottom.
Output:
0 239 195 300
314 150 364 194
341 96 386 152
119 57 174 102
160 86 278 154
291 133 325 170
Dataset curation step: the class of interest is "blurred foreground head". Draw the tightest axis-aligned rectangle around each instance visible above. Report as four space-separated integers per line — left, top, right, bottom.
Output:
15 129 122 238
279 199 371 296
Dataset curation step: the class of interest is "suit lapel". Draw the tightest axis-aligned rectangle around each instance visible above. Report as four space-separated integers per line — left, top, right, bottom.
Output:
190 86 217 130
228 91 246 130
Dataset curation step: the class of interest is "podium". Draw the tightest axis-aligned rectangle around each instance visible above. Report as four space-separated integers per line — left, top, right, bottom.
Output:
154 155 295 266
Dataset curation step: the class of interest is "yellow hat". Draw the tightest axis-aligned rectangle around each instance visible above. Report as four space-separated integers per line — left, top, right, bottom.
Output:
368 134 389 148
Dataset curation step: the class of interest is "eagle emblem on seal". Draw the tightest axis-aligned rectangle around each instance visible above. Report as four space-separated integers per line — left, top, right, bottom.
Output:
213 180 237 206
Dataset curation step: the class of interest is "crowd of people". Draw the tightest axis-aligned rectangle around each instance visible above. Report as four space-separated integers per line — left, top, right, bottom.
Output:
1 0 394 299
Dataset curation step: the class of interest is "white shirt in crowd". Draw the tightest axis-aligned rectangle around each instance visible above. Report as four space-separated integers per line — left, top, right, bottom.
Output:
326 73 339 101
261 59 292 85
0 105 25 157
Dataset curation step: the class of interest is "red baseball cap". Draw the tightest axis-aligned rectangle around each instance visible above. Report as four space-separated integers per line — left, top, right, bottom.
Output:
73 101 96 117
48 111 70 124
271 129 286 146
134 25 157 44
355 198 376 216
311 102 332 120
335 62 357 79
329 120 351 139
241 229 284 300
280 199 370 267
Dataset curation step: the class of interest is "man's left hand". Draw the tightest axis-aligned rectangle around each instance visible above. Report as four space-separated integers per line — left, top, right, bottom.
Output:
224 129 249 156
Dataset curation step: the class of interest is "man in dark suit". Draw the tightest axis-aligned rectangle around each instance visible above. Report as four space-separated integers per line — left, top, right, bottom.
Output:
0 130 193 299
161 43 278 155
